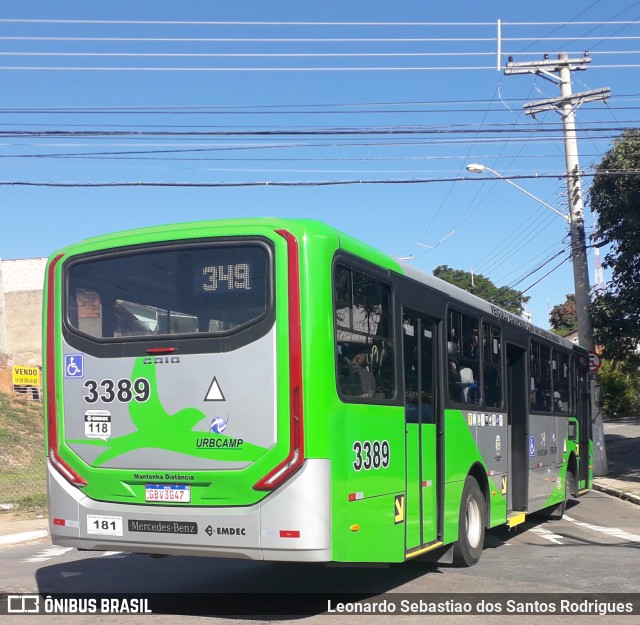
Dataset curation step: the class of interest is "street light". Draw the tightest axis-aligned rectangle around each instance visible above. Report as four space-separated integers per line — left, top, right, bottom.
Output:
465 164 569 222
466 161 608 476
465 161 590 338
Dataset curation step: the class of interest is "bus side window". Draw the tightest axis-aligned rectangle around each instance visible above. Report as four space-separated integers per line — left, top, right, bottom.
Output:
552 350 570 413
483 323 503 408
447 310 480 405
334 265 395 401
530 341 552 412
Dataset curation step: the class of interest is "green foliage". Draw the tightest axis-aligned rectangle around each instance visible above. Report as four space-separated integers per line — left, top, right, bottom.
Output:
549 294 577 337
589 128 640 360
433 265 529 316
597 359 640 417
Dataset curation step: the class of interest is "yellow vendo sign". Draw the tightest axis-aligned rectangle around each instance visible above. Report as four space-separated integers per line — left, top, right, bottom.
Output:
12 365 41 387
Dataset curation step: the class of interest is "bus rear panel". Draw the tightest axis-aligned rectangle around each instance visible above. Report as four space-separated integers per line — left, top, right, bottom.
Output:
45 223 331 561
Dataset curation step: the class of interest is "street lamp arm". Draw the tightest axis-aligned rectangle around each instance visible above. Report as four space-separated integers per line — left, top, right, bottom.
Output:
466 163 570 223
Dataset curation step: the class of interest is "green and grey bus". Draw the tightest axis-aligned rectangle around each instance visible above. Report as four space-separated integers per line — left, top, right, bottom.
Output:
44 218 591 565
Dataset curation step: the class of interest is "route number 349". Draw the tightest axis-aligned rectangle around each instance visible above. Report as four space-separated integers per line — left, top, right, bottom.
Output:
352 440 390 471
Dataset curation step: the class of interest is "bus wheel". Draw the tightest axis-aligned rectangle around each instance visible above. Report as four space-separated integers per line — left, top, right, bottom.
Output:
548 469 575 520
452 476 486 567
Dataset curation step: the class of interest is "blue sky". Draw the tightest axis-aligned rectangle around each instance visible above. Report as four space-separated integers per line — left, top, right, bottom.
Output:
2 1 640 327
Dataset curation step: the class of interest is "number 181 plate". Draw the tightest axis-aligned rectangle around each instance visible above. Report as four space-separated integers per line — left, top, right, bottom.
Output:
145 484 191 503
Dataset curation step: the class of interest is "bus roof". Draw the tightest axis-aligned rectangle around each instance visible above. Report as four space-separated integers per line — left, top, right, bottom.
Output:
52 216 578 351
400 263 578 350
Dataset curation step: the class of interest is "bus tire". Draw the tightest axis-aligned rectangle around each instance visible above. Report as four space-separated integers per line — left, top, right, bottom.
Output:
548 469 575 520
452 476 486 567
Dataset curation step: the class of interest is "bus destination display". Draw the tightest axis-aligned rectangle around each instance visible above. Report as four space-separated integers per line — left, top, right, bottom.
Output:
201 263 251 292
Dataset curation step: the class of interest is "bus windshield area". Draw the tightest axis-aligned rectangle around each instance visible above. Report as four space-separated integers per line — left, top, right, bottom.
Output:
65 242 271 340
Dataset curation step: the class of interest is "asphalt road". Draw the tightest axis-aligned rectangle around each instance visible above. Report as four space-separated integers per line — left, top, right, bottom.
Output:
604 416 640 481
2 488 639 625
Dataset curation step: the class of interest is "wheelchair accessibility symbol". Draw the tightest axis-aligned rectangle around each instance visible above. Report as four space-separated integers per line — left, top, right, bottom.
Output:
64 354 84 379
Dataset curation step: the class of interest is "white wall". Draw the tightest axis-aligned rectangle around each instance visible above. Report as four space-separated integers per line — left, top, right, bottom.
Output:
0 258 47 366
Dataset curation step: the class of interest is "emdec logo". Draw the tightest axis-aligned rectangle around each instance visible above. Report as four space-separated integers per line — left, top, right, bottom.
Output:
205 525 246 537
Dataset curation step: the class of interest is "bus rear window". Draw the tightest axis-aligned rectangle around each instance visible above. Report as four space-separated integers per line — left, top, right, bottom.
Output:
66 243 271 340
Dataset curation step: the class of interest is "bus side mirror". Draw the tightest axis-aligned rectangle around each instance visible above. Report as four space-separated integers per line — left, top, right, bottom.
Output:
593 384 605 408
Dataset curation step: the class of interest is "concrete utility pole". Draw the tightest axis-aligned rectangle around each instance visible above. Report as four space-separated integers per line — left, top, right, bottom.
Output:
505 53 610 476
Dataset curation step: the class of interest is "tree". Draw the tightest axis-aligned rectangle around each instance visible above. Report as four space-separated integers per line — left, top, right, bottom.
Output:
549 294 577 337
597 358 640 417
433 265 529 316
589 128 640 360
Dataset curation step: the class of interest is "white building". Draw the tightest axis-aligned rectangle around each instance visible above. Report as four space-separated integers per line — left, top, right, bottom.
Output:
0 257 47 366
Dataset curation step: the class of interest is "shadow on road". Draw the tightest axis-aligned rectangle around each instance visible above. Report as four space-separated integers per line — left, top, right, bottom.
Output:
603 432 640 483
35 546 450 618
34 500 599 617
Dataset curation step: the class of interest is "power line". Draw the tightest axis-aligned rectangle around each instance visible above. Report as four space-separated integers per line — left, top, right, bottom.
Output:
0 19 499 26
0 170 636 188
0 52 500 58
476 213 558 275
0 123 635 135
0 18 638 25
520 255 572 294
2 93 639 113
495 237 567 282
0 65 502 72
508 248 568 289
3 62 640 72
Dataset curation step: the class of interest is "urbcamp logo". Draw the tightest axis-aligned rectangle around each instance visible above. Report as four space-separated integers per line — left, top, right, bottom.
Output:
209 417 227 434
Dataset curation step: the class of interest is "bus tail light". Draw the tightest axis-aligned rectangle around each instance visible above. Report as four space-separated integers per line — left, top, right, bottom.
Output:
254 230 305 491
145 346 177 355
279 530 301 538
46 254 87 488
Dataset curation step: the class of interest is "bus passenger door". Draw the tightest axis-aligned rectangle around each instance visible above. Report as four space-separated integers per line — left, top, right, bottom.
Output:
507 343 528 512
402 309 439 553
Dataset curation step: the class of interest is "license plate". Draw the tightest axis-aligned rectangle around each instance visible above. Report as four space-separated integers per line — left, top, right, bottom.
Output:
145 484 191 503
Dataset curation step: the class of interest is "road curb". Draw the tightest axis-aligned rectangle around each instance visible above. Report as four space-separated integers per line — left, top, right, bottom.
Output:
0 529 49 546
593 482 640 506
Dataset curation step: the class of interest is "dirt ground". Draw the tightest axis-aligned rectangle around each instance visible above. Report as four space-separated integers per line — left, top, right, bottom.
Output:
0 509 46 523
0 367 12 394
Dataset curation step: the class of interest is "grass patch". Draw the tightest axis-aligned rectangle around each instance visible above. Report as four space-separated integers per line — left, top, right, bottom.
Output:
0 391 46 509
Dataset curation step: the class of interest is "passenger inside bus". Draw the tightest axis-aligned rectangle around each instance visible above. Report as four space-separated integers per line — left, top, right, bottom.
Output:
448 358 479 404
531 385 552 412
459 365 478 403
338 345 377 398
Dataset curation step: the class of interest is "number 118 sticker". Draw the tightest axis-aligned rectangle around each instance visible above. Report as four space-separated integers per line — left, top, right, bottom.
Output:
84 410 111 440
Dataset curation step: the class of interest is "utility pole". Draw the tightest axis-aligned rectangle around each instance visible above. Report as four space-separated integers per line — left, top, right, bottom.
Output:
505 53 610 476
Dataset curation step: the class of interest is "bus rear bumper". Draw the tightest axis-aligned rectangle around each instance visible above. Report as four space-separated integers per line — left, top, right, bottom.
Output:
47 458 332 562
